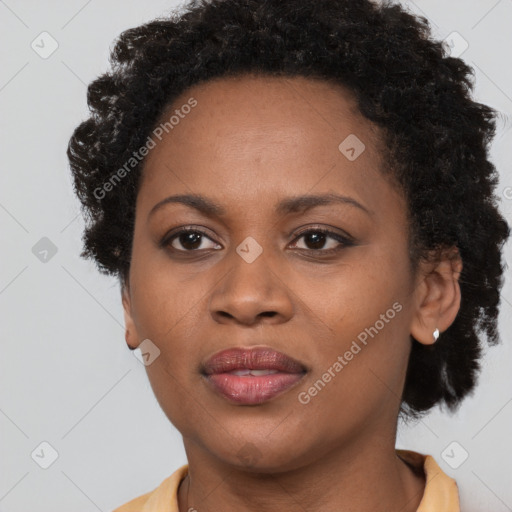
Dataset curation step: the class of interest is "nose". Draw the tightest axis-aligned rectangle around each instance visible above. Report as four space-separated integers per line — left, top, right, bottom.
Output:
209 248 294 326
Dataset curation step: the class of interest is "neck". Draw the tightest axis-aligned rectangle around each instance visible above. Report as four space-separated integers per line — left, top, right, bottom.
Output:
177 436 425 512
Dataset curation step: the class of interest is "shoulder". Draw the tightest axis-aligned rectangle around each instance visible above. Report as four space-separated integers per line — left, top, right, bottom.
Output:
397 449 460 512
113 464 189 512
113 491 153 512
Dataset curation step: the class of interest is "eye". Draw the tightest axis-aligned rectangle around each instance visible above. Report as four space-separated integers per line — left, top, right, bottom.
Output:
162 227 221 252
161 226 354 254
289 228 353 253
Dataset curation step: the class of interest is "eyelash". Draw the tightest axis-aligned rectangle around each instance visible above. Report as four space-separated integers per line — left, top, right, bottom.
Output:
161 225 354 255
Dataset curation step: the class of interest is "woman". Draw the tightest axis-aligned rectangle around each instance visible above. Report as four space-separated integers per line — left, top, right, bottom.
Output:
67 0 510 510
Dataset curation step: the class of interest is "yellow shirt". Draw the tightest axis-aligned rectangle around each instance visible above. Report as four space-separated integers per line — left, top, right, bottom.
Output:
113 449 460 512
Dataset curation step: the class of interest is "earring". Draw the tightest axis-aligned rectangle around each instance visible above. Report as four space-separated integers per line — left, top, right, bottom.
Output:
433 328 440 342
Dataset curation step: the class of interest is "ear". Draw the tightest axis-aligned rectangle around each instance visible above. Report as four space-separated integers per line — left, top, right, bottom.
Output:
121 279 141 350
410 248 463 345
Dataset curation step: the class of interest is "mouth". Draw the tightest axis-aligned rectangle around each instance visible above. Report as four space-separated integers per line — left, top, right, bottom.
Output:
201 346 308 405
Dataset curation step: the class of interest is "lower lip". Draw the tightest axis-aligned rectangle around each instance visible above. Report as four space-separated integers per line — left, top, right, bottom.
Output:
205 372 305 404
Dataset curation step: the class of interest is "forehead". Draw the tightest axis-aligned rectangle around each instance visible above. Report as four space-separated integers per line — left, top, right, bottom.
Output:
138 74 399 217
148 73 377 157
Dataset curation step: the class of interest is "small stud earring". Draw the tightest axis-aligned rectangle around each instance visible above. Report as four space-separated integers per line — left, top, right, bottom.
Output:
433 328 440 342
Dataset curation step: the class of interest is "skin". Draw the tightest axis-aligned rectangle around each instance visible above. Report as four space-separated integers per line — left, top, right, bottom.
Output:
122 74 462 512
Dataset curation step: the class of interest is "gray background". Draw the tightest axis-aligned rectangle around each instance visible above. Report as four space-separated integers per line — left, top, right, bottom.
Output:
1 0 511 510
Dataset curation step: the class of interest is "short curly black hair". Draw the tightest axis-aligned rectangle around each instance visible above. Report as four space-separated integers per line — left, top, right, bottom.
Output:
67 0 510 418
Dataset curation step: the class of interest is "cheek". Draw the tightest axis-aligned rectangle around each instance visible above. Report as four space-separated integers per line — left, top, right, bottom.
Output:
129 273 206 379
294 241 411 340
128 227 207 340
128 260 210 432
292 244 413 408
128 240 209 403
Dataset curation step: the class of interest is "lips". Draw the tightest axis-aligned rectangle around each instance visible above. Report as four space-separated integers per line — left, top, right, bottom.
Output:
202 347 307 405
203 347 306 375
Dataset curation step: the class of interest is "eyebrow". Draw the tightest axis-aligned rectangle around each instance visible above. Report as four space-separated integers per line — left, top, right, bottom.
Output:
148 192 371 219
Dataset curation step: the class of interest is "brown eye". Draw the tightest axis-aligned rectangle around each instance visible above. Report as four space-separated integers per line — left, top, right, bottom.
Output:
175 231 203 250
290 228 353 253
302 232 329 250
163 228 221 252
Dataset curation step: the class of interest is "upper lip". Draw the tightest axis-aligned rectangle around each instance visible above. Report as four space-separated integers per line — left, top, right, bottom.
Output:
202 346 307 375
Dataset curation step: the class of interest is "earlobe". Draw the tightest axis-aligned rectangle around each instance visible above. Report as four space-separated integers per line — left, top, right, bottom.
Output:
410 248 463 346
121 281 141 350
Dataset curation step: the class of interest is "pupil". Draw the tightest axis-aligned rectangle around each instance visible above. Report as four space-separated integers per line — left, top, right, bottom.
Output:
180 232 201 249
306 232 325 249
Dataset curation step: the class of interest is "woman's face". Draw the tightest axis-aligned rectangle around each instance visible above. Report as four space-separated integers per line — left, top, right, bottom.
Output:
123 74 422 471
